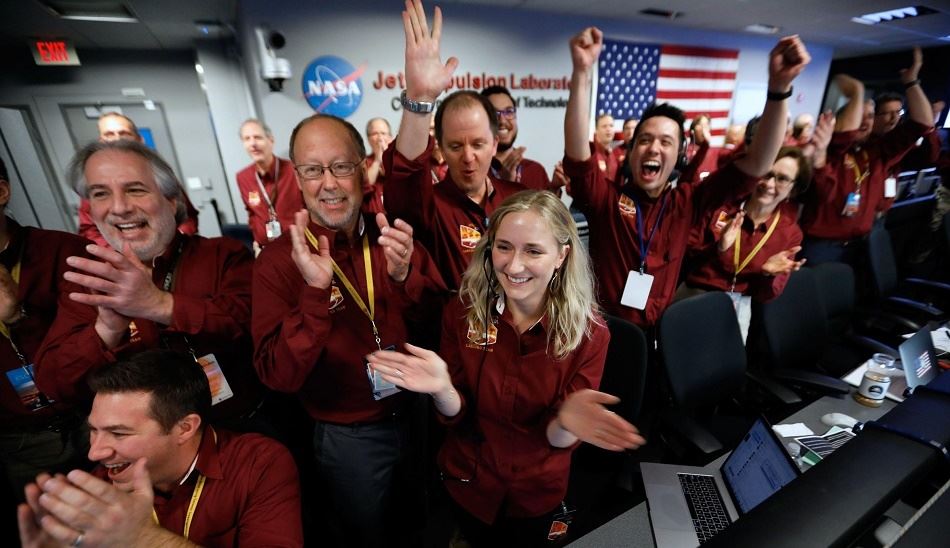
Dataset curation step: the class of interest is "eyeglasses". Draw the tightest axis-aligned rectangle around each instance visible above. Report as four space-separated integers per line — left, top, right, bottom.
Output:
495 107 517 120
293 161 359 180
763 172 795 186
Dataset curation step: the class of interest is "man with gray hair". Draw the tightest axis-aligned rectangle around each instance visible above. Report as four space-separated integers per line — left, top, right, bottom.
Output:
35 139 263 425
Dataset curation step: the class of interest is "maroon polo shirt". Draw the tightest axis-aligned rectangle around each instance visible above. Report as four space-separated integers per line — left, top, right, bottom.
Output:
0 221 87 427
252 214 446 424
436 298 609 523
594 141 620 185
93 428 303 547
686 201 802 302
383 138 525 290
563 144 758 328
35 233 262 421
682 142 723 184
800 121 930 241
490 157 552 191
235 156 304 247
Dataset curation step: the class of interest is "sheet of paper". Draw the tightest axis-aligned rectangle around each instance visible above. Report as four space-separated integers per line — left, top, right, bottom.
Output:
773 423 814 437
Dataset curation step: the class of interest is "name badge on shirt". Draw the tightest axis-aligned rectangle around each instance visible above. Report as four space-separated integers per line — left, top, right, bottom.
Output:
366 344 400 401
197 354 234 406
884 177 897 199
841 192 861 217
620 270 653 310
5 365 53 412
265 219 282 241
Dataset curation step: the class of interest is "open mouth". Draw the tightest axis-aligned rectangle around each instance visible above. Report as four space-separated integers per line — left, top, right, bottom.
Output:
105 462 132 478
640 160 661 177
114 221 148 233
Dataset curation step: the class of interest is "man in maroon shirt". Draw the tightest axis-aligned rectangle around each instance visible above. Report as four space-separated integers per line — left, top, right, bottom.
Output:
18 350 303 547
800 49 934 265
36 140 263 424
236 119 304 253
383 9 524 290
253 114 445 547
564 27 809 329
78 112 199 247
480 85 553 191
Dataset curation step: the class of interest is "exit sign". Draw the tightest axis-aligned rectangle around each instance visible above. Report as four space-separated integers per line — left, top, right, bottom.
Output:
30 39 80 66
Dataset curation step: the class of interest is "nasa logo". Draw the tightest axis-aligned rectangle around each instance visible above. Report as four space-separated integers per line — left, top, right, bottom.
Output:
301 56 366 118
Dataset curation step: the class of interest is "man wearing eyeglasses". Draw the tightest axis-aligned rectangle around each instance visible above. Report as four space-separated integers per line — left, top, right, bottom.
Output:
252 113 446 547
479 86 553 192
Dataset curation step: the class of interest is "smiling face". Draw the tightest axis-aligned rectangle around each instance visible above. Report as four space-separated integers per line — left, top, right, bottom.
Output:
856 100 876 142
751 156 799 210
492 209 569 318
627 116 682 197
622 119 639 143
97 115 140 143
240 121 275 168
486 93 517 152
293 118 364 233
366 119 392 150
440 104 498 197
85 149 178 261
87 391 183 491
872 99 902 137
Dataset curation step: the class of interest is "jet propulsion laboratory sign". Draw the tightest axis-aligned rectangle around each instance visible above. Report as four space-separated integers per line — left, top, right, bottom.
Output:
302 56 366 118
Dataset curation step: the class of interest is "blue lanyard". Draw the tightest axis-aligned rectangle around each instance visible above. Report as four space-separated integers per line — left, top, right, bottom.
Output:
633 192 670 274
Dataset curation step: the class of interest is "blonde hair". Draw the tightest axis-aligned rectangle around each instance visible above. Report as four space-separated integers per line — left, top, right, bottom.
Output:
458 190 600 359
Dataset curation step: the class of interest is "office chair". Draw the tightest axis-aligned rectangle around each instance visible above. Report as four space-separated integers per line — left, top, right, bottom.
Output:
567 315 649 535
657 292 797 463
220 223 255 252
866 226 949 326
811 262 900 355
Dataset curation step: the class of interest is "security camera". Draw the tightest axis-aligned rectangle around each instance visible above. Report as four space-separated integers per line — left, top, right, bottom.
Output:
255 27 292 92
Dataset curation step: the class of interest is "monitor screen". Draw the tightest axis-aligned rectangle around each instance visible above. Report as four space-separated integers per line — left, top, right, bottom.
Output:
721 418 799 514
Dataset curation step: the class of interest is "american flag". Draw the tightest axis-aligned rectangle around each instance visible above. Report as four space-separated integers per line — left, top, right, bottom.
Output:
595 39 739 147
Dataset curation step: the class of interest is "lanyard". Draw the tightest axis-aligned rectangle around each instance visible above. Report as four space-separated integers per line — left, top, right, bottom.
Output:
150 429 216 538
633 192 670 274
254 160 280 220
160 241 186 293
847 150 870 193
303 228 381 349
732 208 781 291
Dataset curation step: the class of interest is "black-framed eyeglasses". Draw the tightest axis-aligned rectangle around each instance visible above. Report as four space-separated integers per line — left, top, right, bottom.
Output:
293 161 359 180
764 172 795 186
495 107 517 119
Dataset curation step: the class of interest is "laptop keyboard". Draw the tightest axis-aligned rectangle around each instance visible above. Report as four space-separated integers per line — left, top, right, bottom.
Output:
677 473 731 544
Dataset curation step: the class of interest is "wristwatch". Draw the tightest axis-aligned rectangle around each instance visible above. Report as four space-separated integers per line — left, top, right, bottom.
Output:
400 90 435 114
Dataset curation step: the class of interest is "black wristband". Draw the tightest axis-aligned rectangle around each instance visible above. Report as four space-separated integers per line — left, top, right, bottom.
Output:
903 79 920 90
766 87 793 101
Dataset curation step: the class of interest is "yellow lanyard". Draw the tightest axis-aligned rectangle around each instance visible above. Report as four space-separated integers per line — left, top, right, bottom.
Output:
0 260 21 342
732 209 781 290
304 228 380 346
848 150 870 192
150 429 216 538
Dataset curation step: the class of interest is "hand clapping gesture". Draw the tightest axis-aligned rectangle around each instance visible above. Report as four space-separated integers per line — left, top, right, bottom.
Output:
375 213 414 283
557 389 646 452
289 210 333 289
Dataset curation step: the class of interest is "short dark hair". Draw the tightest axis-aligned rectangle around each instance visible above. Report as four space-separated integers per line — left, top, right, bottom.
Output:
288 114 366 164
434 91 498 145
88 350 211 433
874 91 904 113
632 103 687 148
480 85 515 105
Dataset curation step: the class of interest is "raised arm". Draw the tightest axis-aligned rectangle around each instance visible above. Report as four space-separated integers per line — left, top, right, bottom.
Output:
565 27 603 162
394 0 458 162
735 36 810 178
832 74 865 132
900 47 932 127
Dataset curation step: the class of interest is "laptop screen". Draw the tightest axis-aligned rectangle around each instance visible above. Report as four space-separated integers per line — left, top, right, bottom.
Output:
721 418 799 514
899 327 939 390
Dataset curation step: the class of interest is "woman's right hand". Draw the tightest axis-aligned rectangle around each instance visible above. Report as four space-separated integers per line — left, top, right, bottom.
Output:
367 343 453 395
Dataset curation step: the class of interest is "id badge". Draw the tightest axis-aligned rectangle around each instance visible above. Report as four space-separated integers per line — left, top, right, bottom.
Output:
841 192 861 217
620 270 653 310
5 365 53 412
196 354 234 406
367 345 400 401
884 177 897 199
548 503 576 541
265 219 282 241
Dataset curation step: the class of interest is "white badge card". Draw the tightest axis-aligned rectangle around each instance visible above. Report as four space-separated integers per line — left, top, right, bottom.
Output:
620 270 654 310
197 354 234 405
884 177 897 199
265 219 282 241
367 344 401 401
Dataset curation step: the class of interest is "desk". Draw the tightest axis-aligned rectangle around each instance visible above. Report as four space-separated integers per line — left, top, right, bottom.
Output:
567 394 896 548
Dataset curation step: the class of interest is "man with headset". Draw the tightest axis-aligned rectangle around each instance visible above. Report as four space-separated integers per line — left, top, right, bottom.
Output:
563 27 811 329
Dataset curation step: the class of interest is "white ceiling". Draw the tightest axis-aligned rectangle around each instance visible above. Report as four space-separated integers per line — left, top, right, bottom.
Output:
1 0 948 58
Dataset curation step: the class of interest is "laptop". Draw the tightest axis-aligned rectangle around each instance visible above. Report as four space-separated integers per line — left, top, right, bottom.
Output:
641 417 800 547
896 325 940 397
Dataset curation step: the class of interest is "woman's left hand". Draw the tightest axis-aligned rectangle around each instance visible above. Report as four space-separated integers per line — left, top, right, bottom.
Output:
558 389 646 451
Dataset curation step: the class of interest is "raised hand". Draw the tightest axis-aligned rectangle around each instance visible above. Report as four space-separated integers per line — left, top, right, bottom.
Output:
718 211 745 253
768 35 811 92
899 46 922 84
762 246 806 276
375 213 414 282
366 343 453 395
403 0 458 103
551 161 570 190
557 389 645 452
570 27 603 72
289 209 333 289
807 110 836 168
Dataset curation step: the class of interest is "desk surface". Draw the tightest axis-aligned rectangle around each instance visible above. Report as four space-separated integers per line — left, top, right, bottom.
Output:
568 394 896 548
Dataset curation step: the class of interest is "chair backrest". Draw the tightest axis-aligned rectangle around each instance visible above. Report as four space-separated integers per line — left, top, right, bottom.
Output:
811 262 855 335
220 223 255 252
601 314 649 423
658 292 747 410
758 269 829 371
866 227 899 297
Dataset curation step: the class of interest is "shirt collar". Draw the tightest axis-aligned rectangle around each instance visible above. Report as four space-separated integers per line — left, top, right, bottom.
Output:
188 426 223 482
151 231 186 269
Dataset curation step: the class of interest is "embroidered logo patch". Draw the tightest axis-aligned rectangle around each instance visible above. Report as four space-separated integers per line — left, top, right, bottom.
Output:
329 284 344 311
247 191 261 207
465 322 497 350
713 210 732 236
459 224 481 250
618 193 637 219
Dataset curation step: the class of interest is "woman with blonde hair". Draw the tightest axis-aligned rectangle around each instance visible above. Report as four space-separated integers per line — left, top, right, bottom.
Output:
368 190 643 546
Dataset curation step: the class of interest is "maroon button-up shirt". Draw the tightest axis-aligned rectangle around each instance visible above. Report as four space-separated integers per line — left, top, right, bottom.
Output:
235 156 304 247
